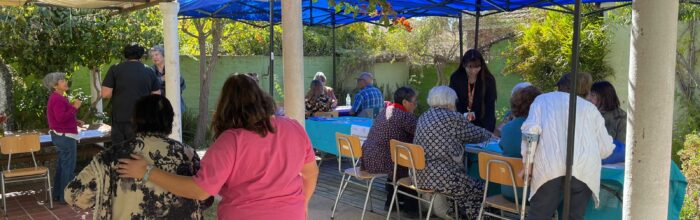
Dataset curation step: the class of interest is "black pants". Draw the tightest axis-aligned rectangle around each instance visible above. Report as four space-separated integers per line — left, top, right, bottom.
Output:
385 166 419 212
526 176 592 220
111 121 134 146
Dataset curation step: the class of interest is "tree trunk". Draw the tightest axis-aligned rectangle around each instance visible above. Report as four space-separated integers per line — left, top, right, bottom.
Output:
0 62 13 131
193 19 224 148
435 62 446 86
86 67 103 123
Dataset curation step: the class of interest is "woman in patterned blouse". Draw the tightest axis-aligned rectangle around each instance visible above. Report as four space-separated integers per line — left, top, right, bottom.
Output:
305 80 333 116
360 87 420 211
65 95 209 219
414 86 493 218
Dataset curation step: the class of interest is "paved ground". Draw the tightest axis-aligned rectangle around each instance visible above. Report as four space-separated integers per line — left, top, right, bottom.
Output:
0 186 91 219
2 153 430 219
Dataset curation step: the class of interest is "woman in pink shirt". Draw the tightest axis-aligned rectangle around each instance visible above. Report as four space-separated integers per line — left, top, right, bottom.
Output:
118 74 319 219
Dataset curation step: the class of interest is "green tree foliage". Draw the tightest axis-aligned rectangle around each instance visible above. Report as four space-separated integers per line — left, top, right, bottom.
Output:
504 8 613 90
679 132 700 220
0 6 162 76
0 6 162 130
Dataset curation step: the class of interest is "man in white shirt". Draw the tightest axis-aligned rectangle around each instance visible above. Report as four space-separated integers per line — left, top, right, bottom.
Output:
521 72 615 220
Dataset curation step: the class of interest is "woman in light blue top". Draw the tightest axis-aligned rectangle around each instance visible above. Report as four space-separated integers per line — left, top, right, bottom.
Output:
498 86 541 202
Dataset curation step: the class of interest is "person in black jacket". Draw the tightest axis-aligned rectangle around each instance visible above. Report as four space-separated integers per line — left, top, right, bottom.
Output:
448 49 497 132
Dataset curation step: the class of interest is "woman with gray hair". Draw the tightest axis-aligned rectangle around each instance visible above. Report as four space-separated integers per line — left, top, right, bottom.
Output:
413 86 492 218
313 72 337 108
150 45 187 113
43 72 82 203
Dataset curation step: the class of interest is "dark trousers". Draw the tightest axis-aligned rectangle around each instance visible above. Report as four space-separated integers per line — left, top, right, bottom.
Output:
111 121 134 146
526 176 592 220
50 132 76 202
385 166 419 212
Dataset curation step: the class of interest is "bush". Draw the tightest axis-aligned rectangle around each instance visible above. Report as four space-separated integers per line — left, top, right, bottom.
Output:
679 132 700 219
11 75 49 130
504 8 613 90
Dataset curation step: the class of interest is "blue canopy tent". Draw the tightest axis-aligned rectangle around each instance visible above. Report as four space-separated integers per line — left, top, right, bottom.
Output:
176 2 691 220
177 0 631 96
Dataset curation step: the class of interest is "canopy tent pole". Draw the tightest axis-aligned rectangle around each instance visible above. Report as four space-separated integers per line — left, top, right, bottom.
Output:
332 13 337 92
474 0 481 49
623 0 678 219
309 0 313 25
282 0 305 124
160 1 182 141
562 0 582 219
269 0 275 97
459 13 464 58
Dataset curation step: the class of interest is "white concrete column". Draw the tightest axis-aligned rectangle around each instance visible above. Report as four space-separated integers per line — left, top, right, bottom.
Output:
623 0 679 219
160 1 183 141
281 0 305 125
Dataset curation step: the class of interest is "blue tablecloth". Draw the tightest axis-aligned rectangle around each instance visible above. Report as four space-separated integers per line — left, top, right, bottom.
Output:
465 144 687 220
305 117 687 220
305 116 373 155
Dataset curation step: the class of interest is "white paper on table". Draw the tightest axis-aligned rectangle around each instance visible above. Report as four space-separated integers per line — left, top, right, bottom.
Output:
350 125 371 145
602 162 625 170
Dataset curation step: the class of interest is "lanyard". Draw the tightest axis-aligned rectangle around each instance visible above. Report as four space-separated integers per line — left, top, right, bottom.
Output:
467 83 476 112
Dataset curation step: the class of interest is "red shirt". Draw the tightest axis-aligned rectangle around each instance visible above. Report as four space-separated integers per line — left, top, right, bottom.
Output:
46 92 78 134
193 117 315 220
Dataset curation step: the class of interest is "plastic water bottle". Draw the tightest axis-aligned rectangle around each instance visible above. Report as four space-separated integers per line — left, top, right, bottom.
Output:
345 94 352 106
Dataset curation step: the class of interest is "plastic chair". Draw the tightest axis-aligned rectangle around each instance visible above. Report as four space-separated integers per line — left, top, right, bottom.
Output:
0 133 53 215
386 139 459 220
331 133 387 220
476 152 526 219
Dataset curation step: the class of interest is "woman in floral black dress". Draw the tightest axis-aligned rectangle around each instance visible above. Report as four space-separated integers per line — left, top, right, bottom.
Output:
414 86 493 219
65 95 210 219
305 80 333 116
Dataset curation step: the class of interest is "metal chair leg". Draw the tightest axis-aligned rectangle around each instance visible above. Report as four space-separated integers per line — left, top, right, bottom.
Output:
1 175 5 216
418 194 423 220
395 185 402 220
46 173 53 209
425 194 436 220
361 177 377 220
331 174 348 219
368 182 375 213
385 184 399 220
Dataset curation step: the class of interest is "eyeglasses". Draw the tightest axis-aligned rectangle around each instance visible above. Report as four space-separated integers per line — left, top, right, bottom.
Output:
467 65 482 69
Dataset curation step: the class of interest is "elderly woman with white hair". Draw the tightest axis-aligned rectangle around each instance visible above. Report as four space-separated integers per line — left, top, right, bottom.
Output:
414 86 492 218
494 82 533 137
313 72 337 108
43 72 82 203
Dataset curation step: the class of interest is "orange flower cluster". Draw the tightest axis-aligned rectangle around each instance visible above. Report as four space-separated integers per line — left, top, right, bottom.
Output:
393 17 413 32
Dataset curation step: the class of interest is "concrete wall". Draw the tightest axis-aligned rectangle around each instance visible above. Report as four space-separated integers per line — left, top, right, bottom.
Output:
71 56 410 112
605 21 697 122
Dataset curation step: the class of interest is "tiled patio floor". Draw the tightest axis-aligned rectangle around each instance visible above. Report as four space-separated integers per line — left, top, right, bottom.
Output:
4 153 426 219
0 189 91 220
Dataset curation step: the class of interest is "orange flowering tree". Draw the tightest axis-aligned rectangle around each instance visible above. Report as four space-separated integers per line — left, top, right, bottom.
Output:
329 0 411 29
